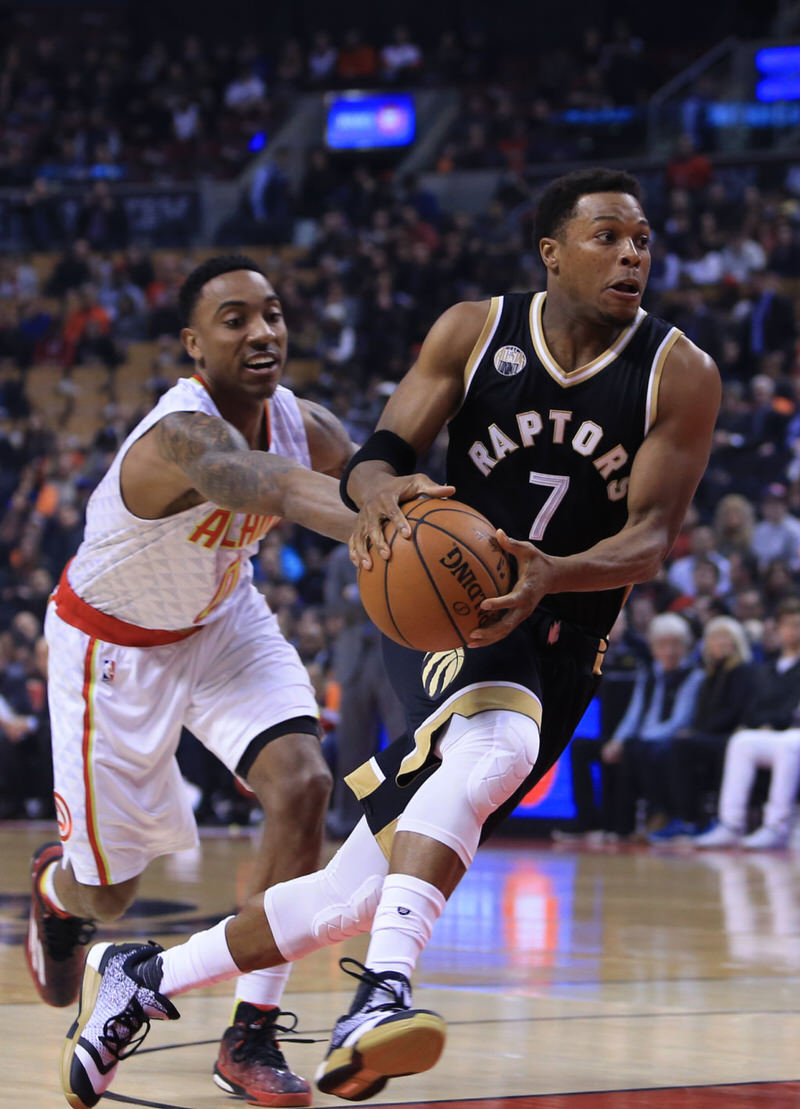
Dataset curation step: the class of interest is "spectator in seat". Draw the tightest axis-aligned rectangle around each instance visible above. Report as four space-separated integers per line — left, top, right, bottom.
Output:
768 221 800 277
695 596 800 849
745 269 797 367
650 616 753 840
751 483 800 573
668 524 730 596
76 182 129 252
380 25 423 83
224 65 266 111
713 493 756 559
307 31 338 86
17 177 63 251
719 226 767 284
336 29 378 84
665 133 712 192
605 613 704 839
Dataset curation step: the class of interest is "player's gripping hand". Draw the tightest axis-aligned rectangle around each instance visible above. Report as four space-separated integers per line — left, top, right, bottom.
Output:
350 473 455 569
469 529 556 647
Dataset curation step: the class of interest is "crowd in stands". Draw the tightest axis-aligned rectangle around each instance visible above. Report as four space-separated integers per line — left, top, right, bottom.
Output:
3 0 800 839
0 5 754 192
3 150 800 835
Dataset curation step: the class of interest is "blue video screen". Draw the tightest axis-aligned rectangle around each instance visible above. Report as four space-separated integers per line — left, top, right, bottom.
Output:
755 45 800 102
326 93 416 150
512 697 602 821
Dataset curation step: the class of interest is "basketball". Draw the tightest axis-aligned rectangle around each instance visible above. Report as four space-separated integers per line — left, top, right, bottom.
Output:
357 497 511 652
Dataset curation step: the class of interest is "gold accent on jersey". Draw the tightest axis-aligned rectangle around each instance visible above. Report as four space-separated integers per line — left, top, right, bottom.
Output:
345 757 384 802
463 297 502 395
374 817 399 860
644 328 682 435
397 681 543 785
422 649 466 698
529 292 646 387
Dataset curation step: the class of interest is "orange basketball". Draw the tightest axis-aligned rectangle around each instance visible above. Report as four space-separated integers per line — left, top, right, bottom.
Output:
357 497 511 652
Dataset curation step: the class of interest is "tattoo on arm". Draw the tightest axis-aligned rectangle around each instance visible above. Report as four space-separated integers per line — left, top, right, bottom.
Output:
155 412 298 512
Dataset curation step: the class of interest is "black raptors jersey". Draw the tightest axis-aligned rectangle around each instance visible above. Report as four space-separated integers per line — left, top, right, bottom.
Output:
446 291 682 637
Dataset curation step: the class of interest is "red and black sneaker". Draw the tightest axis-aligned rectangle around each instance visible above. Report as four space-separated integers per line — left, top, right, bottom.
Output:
26 842 96 1008
213 1002 312 1107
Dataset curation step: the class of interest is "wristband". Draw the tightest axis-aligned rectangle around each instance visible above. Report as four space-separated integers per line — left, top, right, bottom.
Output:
340 429 417 511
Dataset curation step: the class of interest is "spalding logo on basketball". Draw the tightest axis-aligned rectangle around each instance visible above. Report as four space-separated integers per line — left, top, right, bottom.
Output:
357 497 510 653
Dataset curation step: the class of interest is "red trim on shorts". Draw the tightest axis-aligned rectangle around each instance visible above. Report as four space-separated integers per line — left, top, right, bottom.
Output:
53 565 201 647
81 639 110 885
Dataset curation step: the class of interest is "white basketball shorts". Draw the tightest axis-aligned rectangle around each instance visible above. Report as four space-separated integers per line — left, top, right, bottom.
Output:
45 583 318 886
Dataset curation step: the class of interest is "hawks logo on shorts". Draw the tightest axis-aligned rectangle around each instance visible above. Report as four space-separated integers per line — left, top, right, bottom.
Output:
54 792 72 841
422 649 465 698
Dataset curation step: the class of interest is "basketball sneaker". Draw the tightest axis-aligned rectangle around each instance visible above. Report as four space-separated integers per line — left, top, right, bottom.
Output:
213 1001 312 1106
27 841 96 1007
315 958 446 1101
61 941 179 1109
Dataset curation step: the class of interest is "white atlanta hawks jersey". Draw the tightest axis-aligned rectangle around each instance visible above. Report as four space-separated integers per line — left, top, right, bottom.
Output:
67 375 311 630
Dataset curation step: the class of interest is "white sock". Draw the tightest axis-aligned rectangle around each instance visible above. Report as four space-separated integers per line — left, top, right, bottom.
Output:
159 916 240 997
365 873 446 980
234 963 291 1010
42 860 70 915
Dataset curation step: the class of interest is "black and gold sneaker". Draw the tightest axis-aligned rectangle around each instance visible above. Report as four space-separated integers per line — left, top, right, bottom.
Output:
315 958 446 1102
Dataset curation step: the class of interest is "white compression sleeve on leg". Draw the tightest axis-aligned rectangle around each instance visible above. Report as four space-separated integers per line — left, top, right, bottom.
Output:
265 816 388 962
365 872 446 979
159 916 240 997
397 710 540 867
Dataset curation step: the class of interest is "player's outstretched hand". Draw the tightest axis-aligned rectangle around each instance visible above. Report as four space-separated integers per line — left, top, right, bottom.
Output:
350 474 455 569
469 529 554 647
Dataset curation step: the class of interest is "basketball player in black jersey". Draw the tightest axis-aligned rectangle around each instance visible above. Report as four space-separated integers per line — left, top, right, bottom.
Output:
60 169 720 1109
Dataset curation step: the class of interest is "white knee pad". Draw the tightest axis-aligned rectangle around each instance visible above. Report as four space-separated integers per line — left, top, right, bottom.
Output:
264 817 388 962
397 710 540 868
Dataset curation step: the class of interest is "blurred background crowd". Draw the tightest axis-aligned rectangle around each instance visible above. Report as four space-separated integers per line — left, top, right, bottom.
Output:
2 0 800 847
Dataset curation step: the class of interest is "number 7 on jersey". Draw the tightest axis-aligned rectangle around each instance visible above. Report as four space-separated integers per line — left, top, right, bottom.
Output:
528 471 570 541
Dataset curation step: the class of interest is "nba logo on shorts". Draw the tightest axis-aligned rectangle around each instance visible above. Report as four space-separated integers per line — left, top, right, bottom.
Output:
102 659 116 682
493 345 527 376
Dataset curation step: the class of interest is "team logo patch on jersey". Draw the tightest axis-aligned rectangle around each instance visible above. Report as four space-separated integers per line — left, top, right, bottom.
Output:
422 648 465 698
101 659 115 683
493 345 527 376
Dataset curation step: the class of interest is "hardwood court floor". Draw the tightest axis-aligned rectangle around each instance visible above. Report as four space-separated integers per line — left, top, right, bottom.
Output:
2 825 800 1108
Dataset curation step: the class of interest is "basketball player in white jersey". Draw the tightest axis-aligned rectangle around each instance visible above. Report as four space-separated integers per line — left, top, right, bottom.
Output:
55 172 720 1109
26 254 387 1107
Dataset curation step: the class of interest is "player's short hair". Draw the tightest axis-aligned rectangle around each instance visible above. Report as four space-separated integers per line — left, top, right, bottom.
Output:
179 254 265 326
534 168 643 244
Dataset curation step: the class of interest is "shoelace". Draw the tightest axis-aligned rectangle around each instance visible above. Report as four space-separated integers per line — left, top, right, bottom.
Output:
42 914 97 962
231 1010 314 1068
339 957 408 1013
100 997 151 1062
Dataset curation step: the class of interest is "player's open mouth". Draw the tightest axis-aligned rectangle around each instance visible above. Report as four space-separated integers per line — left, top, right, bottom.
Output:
243 356 279 371
608 280 640 298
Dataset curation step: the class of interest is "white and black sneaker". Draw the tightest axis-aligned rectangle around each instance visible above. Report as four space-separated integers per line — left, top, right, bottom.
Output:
61 941 179 1109
315 958 446 1101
